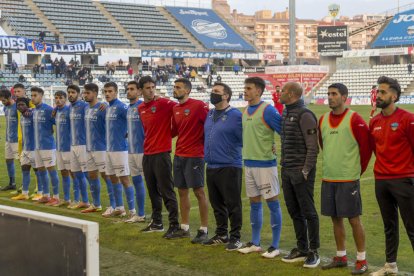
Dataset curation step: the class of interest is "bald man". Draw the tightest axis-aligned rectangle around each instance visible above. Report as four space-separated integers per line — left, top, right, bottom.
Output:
279 82 320 268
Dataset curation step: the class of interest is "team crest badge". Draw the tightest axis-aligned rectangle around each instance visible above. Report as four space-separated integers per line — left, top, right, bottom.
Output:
391 122 399 131
184 109 190 116
222 115 227 121
151 106 156 113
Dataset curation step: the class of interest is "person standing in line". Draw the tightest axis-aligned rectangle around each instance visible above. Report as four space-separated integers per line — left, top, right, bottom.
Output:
103 82 136 220
237 77 283 259
83 83 115 216
138 76 180 237
279 82 320 268
202 82 243 251
318 83 372 274
170 78 209 243
0 89 18 191
31 87 60 204
125 80 146 223
369 85 378 119
370 76 414 276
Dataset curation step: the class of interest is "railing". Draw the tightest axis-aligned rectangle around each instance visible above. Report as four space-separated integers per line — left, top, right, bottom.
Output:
100 0 210 8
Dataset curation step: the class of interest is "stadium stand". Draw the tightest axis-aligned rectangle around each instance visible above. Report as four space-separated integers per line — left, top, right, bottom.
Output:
316 64 414 98
0 0 54 43
32 0 130 46
100 1 194 49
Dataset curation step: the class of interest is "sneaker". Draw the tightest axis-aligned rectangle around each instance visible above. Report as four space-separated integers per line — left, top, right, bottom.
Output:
322 256 348 270
1 184 16 191
163 227 190 239
45 198 60 206
37 196 51 204
68 202 90 209
111 207 126 217
191 230 208 244
10 187 22 195
102 206 115 218
31 194 43 201
237 242 262 254
52 200 71 207
67 201 80 209
303 250 320 268
124 214 146 223
141 220 164 233
370 263 398 276
81 204 102 213
11 194 29 200
281 248 308 263
262 246 280 259
226 239 243 251
352 260 368 275
202 234 229 246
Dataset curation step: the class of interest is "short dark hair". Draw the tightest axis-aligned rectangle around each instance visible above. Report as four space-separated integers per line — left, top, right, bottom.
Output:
328 83 348 97
13 83 25 90
127 80 139 89
16 97 30 107
174 78 192 91
84 83 99 93
138 76 156 89
54 90 67 98
67 84 80 93
104 82 118 91
31 86 44 95
245 77 266 95
0 89 12 99
213 82 232 102
377 76 401 102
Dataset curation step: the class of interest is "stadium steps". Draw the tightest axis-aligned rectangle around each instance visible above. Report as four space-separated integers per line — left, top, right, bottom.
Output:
313 73 332 91
0 19 17 36
25 0 65 44
92 0 139 48
157 7 205 51
404 79 414 94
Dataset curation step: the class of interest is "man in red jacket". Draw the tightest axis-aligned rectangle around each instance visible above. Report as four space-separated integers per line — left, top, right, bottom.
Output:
272 85 284 116
369 76 414 276
369 85 377 119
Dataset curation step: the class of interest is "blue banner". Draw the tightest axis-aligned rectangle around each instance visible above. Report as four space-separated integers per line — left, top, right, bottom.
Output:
165 7 255 51
141 50 260 60
0 36 95 53
372 9 414 47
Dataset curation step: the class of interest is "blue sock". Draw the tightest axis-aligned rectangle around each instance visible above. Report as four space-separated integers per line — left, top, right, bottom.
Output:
105 177 115 208
132 175 145 216
39 170 49 195
89 178 101 207
267 200 282 249
113 183 123 208
62 176 71 201
124 185 135 212
6 160 15 181
35 170 42 193
22 170 31 192
72 175 80 202
49 170 59 196
75 171 88 203
250 202 263 246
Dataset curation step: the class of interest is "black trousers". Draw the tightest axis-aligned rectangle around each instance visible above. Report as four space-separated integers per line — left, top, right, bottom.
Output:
375 178 414 263
281 167 320 252
206 167 242 240
143 152 179 226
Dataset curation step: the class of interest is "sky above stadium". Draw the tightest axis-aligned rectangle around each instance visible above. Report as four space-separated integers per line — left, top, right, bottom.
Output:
227 0 413 19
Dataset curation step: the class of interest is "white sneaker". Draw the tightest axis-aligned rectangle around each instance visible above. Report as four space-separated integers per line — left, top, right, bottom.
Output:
237 242 262 254
124 214 146 223
262 246 280 259
370 263 398 276
111 207 126 217
102 206 114 218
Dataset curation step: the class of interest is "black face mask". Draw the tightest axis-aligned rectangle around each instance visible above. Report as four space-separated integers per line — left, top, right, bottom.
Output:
210 93 223 105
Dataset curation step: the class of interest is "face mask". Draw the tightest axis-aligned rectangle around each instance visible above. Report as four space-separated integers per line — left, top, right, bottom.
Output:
210 93 223 105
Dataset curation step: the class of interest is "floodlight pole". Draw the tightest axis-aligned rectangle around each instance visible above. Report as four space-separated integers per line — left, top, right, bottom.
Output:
289 0 296 65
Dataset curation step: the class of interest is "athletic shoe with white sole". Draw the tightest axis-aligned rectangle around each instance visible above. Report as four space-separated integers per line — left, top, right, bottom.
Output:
226 239 243 251
370 263 398 276
111 207 126 217
262 246 280 259
202 235 229 246
282 248 308 263
303 251 320 268
124 214 146 223
352 260 368 275
102 207 115 217
237 242 262 254
141 220 164 233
